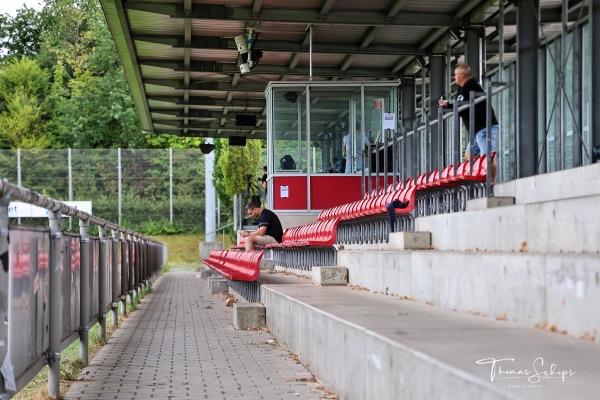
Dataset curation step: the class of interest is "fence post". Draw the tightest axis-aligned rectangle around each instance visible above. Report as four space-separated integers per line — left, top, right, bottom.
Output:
98 225 107 340
128 234 135 307
0 186 12 398
79 219 90 366
111 229 119 327
48 209 63 397
120 232 128 316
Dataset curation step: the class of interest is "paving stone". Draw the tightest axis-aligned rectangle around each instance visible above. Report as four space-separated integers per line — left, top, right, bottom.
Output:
64 270 331 400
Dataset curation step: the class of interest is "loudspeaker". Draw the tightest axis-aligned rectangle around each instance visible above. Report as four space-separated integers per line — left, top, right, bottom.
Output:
235 114 257 126
229 136 247 146
200 144 215 154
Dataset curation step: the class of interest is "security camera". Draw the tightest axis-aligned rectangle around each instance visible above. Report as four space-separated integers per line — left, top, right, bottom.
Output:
239 63 251 74
234 35 248 54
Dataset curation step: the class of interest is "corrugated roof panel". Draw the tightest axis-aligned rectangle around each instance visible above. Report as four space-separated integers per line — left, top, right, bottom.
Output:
293 53 346 68
261 0 322 9
191 48 238 62
128 10 184 35
372 26 432 44
351 54 402 69
256 22 307 41
312 25 369 44
192 20 245 37
193 0 253 5
402 0 462 13
145 85 182 96
136 42 183 58
329 0 396 11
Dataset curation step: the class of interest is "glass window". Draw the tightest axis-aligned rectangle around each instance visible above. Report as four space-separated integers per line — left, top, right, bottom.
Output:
582 23 591 165
272 87 306 172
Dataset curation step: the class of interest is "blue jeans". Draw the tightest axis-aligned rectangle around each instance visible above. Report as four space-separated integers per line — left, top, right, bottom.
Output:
466 125 498 157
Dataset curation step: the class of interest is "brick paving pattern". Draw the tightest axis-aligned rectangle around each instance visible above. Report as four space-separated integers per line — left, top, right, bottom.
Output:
64 270 328 399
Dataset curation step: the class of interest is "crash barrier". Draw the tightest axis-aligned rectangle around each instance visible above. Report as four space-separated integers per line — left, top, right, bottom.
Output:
0 178 167 398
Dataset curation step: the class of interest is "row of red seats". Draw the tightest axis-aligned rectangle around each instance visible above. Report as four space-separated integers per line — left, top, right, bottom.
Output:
201 250 264 281
265 217 340 248
317 153 493 221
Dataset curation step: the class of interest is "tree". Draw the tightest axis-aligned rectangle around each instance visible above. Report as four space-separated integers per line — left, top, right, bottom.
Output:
215 138 262 200
0 6 47 62
0 57 52 148
39 0 145 148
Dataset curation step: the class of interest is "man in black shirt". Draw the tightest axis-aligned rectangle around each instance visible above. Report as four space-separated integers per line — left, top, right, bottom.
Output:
240 200 283 251
440 64 499 182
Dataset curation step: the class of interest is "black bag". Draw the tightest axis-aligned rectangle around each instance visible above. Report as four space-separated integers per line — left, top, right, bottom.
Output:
280 155 296 170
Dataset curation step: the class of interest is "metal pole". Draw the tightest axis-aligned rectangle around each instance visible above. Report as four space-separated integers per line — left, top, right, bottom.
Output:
469 91 476 175
48 210 62 397
98 226 107 339
17 149 21 225
0 186 11 396
79 220 90 366
118 148 122 226
111 229 119 328
169 148 173 224
120 232 128 316
68 148 72 230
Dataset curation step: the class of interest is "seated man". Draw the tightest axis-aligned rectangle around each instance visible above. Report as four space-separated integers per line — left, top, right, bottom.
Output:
240 200 284 251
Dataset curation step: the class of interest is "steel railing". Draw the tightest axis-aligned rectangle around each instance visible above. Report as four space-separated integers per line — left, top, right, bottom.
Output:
0 178 167 398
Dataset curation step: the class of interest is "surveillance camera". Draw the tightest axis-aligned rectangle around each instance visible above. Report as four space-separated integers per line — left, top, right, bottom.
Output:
235 35 248 54
239 63 251 74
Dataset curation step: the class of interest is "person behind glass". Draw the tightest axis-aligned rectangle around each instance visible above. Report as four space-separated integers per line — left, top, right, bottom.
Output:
260 165 268 205
240 200 283 251
439 64 499 183
343 122 370 173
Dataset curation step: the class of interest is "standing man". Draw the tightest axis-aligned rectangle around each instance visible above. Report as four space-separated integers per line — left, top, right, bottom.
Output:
240 200 283 251
440 64 499 182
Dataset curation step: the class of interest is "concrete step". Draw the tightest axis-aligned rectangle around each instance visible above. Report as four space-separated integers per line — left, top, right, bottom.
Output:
261 279 599 400
337 249 600 342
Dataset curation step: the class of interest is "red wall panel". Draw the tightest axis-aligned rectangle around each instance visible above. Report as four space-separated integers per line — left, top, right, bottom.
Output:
310 175 363 210
273 176 307 210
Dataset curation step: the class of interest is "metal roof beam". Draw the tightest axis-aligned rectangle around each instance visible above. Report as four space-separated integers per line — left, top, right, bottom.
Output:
133 35 424 56
125 4 460 27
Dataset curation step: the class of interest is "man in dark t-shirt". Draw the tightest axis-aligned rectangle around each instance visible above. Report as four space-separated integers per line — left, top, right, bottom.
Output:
240 200 284 251
439 64 499 182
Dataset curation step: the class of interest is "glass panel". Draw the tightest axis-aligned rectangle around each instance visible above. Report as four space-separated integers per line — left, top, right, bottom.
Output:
563 31 574 169
582 23 591 165
272 87 307 173
546 40 560 173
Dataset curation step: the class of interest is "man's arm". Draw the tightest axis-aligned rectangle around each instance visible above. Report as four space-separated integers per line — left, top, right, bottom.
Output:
242 226 267 238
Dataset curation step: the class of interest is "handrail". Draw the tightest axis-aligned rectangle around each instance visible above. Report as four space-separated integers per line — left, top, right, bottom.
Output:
0 178 140 238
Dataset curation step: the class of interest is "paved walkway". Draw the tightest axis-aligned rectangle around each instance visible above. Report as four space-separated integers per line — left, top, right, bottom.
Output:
64 269 331 399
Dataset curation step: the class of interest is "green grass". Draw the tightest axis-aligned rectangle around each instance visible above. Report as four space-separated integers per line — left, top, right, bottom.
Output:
151 233 234 269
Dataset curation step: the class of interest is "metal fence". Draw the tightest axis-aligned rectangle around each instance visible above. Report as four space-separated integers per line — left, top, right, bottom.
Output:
0 178 167 398
0 148 205 231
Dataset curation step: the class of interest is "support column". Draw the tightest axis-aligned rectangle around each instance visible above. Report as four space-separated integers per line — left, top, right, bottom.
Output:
517 0 540 177
79 220 90 366
465 27 484 82
401 75 416 179
592 0 600 159
98 226 107 339
111 229 119 327
48 210 62 397
430 54 445 170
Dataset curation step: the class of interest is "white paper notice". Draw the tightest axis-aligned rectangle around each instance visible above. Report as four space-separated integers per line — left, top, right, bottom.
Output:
280 186 289 198
383 113 396 130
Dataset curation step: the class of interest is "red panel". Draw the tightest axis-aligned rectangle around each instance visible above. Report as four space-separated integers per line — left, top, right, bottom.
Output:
310 175 363 210
273 176 308 210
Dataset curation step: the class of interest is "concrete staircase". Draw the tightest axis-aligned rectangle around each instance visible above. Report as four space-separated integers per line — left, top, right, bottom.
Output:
260 163 600 399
